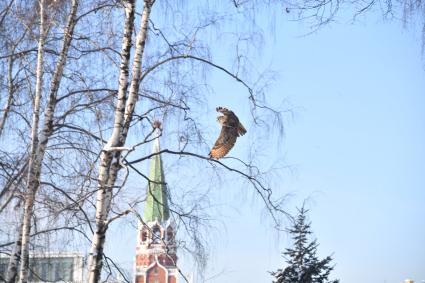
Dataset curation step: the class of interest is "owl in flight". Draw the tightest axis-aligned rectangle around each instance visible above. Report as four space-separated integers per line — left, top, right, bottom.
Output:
209 107 247 159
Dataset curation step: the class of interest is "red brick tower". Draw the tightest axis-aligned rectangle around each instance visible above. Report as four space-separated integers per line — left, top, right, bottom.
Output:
134 130 178 283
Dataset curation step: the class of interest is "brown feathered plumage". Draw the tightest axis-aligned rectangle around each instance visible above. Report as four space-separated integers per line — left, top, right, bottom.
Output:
209 107 247 159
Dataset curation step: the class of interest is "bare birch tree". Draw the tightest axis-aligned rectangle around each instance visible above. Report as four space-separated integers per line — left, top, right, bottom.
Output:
18 1 49 281
83 0 291 281
0 0 82 282
19 0 80 281
86 1 152 281
1 1 294 282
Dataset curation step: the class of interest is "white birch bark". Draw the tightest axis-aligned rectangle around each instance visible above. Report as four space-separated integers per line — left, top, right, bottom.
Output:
37 0 79 152
5 216 24 283
121 0 152 138
86 1 136 281
86 1 153 282
17 1 47 281
17 1 79 282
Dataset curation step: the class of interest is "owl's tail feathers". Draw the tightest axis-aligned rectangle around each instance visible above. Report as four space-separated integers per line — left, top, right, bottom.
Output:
237 123 247 137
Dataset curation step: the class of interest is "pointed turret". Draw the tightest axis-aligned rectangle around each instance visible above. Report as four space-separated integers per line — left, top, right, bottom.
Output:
143 131 169 222
135 122 178 283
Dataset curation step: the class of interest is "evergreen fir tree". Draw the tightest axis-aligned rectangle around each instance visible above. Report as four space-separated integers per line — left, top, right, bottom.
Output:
272 206 339 283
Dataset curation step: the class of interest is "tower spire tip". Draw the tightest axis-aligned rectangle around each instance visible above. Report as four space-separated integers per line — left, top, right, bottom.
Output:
153 120 162 129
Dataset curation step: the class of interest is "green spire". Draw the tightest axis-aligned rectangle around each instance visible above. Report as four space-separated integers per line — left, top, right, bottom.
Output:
143 134 170 222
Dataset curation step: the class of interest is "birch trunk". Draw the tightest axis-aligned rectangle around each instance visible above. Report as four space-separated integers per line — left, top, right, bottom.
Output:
17 0 47 281
86 1 153 282
86 1 136 281
17 1 79 282
5 216 24 283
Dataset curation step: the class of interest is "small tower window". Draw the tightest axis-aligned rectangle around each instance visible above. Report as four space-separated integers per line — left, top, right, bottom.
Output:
141 230 148 242
152 226 161 244
167 227 174 243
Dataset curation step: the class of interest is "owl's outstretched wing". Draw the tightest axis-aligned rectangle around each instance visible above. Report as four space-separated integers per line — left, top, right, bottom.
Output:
209 126 238 159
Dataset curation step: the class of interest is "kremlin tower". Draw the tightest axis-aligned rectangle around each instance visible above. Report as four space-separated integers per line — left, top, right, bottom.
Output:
134 127 178 283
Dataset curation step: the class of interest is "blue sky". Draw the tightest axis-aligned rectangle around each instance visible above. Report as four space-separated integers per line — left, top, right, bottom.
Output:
106 7 425 283
197 14 425 283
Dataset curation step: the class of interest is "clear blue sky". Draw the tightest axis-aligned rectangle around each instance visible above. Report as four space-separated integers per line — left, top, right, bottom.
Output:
106 7 425 283
202 17 425 283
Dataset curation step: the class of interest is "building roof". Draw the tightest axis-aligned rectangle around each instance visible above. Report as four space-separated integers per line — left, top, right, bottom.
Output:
143 132 170 222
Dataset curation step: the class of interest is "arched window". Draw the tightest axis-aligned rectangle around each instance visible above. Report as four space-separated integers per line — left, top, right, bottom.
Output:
141 229 148 242
152 226 161 244
167 227 174 243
